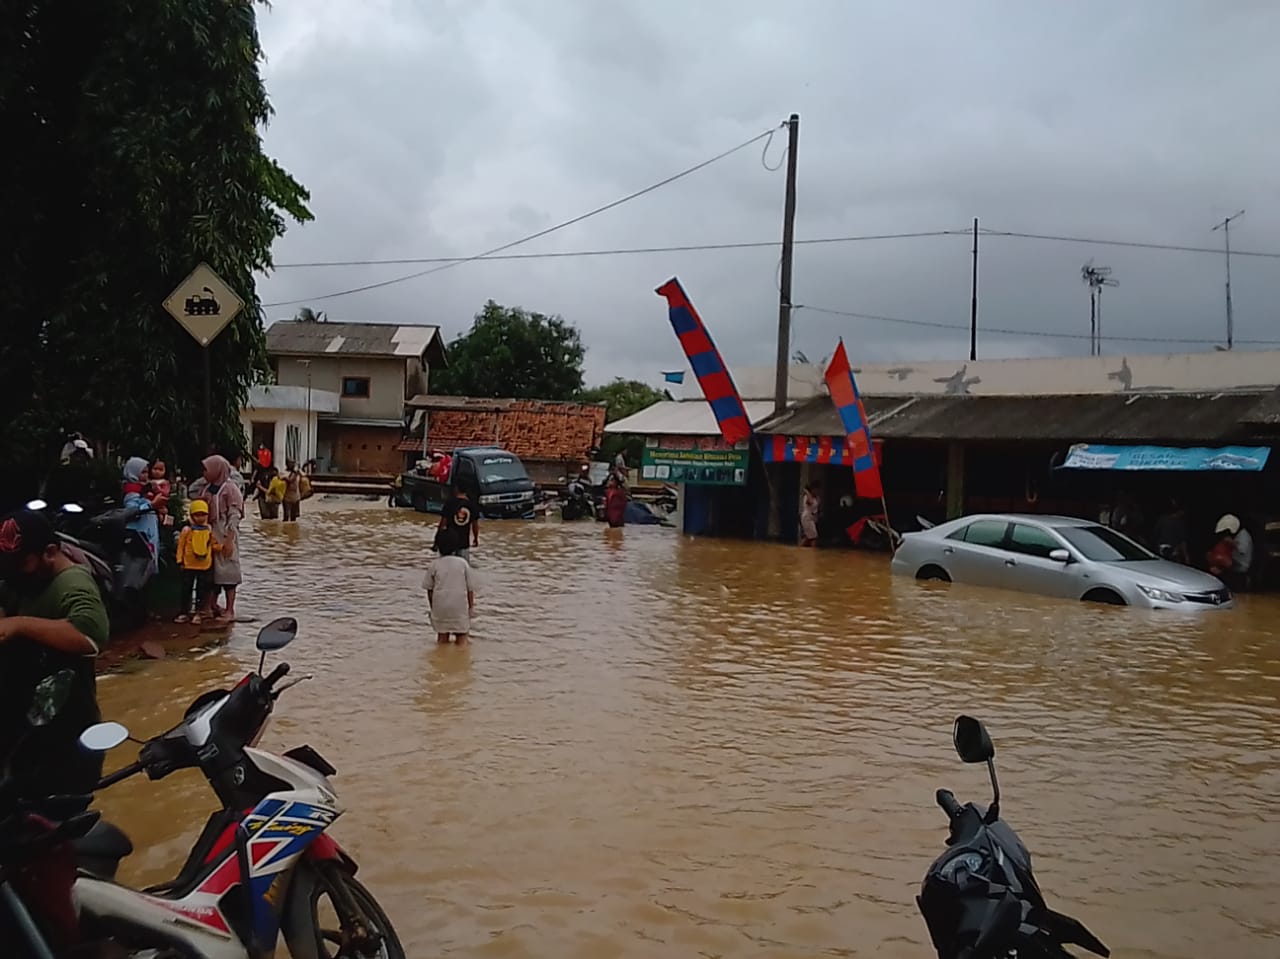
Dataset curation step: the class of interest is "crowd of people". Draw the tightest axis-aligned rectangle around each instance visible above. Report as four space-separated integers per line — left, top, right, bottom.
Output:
1106 496 1256 590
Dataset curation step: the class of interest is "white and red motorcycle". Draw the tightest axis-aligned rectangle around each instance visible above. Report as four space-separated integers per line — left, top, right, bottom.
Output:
1 616 404 958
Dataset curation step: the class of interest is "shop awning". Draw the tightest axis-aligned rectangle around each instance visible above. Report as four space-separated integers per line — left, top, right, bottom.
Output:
1060 444 1272 472
761 435 883 466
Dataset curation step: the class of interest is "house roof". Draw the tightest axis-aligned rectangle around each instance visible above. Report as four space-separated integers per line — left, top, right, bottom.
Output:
604 399 779 436
754 391 1275 444
1241 388 1280 427
406 394 605 413
266 321 447 365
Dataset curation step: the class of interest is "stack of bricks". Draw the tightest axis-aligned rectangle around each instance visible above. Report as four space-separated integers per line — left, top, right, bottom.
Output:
422 401 606 463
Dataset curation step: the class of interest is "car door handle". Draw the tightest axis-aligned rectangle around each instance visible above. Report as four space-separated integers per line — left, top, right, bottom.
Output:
943 546 955 554
1004 559 1017 566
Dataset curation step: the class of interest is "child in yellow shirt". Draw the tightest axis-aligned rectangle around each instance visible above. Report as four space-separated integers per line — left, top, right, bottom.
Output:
175 499 219 624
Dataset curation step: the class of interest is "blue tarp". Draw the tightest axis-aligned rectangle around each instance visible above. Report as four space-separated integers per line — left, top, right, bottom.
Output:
1060 444 1272 472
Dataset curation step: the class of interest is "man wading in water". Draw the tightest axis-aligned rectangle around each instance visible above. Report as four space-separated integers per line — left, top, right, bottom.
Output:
437 489 479 563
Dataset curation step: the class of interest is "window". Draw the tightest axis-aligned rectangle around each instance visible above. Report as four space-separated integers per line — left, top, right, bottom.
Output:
1058 525 1154 562
1008 523 1063 559
947 519 1008 548
341 376 370 398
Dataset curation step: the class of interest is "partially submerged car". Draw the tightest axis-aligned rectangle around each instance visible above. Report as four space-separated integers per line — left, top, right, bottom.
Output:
891 513 1233 610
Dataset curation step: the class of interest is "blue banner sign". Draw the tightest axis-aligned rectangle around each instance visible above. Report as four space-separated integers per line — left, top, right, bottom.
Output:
1061 444 1272 472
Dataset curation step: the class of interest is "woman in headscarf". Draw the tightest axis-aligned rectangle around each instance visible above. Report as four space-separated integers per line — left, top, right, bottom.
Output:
122 456 160 575
201 455 245 621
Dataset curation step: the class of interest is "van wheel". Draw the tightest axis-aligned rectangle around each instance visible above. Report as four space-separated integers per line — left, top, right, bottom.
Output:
917 565 951 583
1082 588 1126 606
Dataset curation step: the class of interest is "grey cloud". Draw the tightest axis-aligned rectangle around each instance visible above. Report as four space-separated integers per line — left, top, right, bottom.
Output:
255 1 1280 387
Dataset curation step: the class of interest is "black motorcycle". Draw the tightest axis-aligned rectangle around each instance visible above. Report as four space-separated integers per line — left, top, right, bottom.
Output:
918 716 1109 959
561 481 595 521
28 498 154 631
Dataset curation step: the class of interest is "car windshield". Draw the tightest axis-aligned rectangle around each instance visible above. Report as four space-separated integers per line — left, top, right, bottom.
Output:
476 456 528 484
1057 524 1155 562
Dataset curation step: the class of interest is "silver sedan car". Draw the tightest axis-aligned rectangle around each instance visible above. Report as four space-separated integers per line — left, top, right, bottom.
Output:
891 513 1233 610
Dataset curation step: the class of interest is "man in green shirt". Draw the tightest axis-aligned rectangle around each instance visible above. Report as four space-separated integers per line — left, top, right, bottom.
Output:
0 509 109 797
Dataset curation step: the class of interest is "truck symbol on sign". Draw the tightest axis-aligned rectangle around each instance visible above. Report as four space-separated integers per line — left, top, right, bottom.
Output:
184 287 221 316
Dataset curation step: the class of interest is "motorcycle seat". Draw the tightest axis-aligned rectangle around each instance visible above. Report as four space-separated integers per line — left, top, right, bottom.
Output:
73 819 134 879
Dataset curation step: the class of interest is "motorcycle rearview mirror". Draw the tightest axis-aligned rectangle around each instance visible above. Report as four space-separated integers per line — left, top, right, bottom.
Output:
954 715 1001 822
256 616 299 673
80 721 131 752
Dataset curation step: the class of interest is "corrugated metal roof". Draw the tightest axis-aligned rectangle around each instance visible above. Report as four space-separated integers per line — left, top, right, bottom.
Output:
267 321 447 364
406 394 605 413
604 400 778 436
755 392 1274 444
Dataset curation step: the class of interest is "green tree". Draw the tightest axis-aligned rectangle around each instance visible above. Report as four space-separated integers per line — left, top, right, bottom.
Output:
295 307 327 323
0 0 310 507
578 379 669 423
578 378 670 464
432 301 586 399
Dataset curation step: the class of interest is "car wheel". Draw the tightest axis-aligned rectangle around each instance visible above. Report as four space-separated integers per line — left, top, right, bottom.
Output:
917 565 951 583
1082 588 1126 606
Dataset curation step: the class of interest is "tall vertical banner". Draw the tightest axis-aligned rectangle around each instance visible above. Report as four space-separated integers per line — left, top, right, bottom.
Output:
824 339 884 499
656 278 752 445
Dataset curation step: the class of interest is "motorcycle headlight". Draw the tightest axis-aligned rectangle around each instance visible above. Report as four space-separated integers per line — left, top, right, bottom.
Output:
1137 584 1185 603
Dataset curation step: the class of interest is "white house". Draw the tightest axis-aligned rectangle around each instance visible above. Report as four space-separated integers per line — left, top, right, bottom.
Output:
240 384 341 470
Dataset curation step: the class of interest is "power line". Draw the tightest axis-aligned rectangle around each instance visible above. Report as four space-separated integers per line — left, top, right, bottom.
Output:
980 229 1280 260
269 227 1280 271
794 304 1280 347
271 231 969 269
263 125 784 308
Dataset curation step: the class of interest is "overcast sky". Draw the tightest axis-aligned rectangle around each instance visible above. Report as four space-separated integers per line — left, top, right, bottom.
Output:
254 1 1280 387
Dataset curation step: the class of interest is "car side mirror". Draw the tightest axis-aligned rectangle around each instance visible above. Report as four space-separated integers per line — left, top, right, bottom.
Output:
1049 548 1071 563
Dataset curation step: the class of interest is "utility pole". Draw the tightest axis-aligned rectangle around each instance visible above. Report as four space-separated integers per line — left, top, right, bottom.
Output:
1211 209 1245 350
773 113 800 415
969 218 979 361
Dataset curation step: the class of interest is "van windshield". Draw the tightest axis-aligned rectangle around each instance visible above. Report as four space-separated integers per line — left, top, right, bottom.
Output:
475 456 528 484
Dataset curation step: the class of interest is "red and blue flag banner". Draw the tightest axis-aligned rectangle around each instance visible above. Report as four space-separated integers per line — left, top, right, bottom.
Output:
824 339 884 500
656 278 751 445
762 434 882 467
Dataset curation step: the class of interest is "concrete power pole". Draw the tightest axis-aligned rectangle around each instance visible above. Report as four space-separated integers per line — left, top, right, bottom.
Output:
773 114 800 415
1211 209 1245 350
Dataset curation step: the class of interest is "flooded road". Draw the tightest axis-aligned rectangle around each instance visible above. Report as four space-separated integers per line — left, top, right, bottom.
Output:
95 500 1280 958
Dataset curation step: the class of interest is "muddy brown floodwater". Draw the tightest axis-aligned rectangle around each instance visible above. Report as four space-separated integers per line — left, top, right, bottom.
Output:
92 500 1279 958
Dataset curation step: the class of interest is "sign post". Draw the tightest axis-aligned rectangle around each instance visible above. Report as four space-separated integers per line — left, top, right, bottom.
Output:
163 263 244 453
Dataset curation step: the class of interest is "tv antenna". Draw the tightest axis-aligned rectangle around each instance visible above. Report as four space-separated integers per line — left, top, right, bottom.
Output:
1080 260 1118 357
1210 209 1245 350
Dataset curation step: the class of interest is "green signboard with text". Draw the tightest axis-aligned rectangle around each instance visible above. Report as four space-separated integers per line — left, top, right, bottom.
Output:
640 435 749 486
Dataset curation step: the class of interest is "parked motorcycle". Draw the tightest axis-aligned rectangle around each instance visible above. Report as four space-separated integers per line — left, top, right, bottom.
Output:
918 716 1109 959
0 617 406 958
27 498 153 631
560 480 595 521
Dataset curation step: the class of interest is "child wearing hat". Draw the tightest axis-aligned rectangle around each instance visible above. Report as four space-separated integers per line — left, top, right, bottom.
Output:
175 499 219 624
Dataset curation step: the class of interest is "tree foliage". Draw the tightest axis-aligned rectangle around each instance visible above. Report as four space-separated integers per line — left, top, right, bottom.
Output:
577 379 669 424
0 0 310 506
431 301 586 400
577 379 670 464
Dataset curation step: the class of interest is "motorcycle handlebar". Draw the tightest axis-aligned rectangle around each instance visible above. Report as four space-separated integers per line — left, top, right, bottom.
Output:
936 788 964 819
97 761 145 790
262 662 291 692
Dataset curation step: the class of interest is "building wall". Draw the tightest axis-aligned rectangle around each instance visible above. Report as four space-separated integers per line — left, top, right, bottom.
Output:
275 356 408 422
239 409 322 472
318 423 404 474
